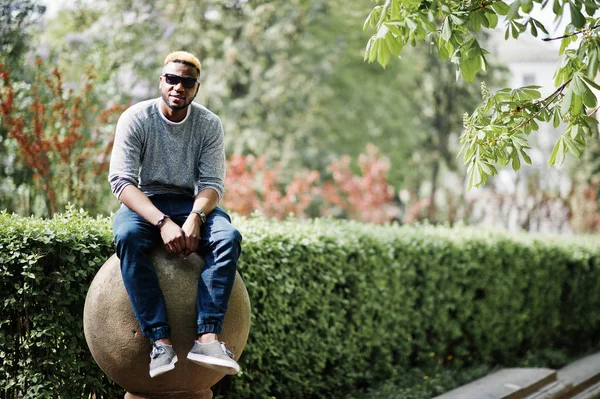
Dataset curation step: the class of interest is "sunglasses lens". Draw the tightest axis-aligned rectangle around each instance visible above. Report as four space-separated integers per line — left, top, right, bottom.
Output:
164 74 196 88
164 75 179 85
181 78 196 88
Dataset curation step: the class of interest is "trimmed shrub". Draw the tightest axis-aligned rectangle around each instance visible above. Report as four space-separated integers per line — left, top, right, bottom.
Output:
0 210 117 398
1 210 600 398
230 218 600 398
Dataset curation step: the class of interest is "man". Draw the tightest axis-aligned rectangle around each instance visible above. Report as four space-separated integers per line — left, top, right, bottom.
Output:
108 51 242 378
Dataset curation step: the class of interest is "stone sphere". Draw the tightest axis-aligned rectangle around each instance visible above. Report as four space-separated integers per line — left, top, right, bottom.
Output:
83 247 251 395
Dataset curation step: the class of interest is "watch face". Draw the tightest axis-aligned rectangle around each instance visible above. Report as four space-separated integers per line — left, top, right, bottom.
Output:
193 210 206 223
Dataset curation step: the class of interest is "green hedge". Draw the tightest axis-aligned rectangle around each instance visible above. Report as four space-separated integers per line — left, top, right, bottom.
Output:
2 210 600 398
0 210 116 398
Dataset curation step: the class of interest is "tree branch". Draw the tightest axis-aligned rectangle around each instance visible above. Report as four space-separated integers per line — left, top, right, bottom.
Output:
508 78 572 133
542 23 600 41
467 0 504 12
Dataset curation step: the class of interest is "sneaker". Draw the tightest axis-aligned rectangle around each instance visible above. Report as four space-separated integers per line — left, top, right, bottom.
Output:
187 340 240 375
149 343 178 378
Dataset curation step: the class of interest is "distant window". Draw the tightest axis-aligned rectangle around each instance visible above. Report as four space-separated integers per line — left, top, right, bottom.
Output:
523 74 536 86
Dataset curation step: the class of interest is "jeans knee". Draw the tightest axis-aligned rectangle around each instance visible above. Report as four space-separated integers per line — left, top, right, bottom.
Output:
212 227 242 256
115 228 135 248
114 226 150 257
219 227 242 247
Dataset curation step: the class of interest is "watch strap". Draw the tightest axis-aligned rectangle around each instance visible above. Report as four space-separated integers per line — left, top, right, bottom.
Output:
156 215 170 228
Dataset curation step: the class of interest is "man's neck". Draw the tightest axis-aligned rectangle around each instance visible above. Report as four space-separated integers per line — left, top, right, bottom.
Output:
160 98 188 122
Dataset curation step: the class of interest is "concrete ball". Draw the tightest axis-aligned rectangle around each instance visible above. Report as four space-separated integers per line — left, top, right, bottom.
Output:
83 247 251 394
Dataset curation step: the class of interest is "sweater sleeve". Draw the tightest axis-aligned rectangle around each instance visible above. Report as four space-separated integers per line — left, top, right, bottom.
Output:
196 116 226 200
108 110 144 199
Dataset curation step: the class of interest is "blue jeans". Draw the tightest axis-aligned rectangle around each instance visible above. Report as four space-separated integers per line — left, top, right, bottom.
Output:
113 195 242 343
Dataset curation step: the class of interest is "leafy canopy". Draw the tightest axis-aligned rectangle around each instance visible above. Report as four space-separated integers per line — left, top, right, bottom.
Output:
364 0 600 189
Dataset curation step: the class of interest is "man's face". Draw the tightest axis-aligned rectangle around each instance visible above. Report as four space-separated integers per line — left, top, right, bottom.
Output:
159 62 200 111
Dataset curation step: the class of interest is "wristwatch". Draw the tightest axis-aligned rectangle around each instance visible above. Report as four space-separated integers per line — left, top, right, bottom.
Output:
191 210 207 223
156 214 170 228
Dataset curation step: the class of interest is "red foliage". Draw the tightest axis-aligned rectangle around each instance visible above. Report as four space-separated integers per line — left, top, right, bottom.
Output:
224 145 400 223
321 144 399 223
0 62 127 214
224 154 320 219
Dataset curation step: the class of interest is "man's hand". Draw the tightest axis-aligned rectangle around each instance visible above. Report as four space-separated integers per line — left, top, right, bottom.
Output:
160 219 187 255
181 213 202 258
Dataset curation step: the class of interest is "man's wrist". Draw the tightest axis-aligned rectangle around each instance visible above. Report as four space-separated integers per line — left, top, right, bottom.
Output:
156 214 170 228
190 210 207 223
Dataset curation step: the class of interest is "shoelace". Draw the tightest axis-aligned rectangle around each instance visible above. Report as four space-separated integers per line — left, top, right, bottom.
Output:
151 344 166 359
220 342 234 359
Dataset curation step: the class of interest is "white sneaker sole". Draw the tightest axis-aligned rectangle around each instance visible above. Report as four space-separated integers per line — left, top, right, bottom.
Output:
187 353 240 375
149 355 178 378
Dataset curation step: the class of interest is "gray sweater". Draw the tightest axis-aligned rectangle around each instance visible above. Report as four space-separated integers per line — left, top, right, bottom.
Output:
108 98 225 200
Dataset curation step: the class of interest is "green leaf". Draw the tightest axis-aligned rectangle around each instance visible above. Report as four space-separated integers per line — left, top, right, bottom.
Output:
510 149 521 171
588 50 599 80
564 133 582 157
549 138 558 166
572 93 583 116
520 149 532 164
385 35 403 55
461 53 474 83
377 38 391 68
365 37 378 63
561 85 574 116
582 85 597 108
473 161 484 186
552 0 561 15
507 0 522 20
484 10 498 28
532 19 549 34
512 86 542 101
441 17 452 41
363 9 376 31
438 38 450 59
521 0 533 13
585 4 598 15
461 41 484 83
571 73 587 96
512 135 529 149
492 1 510 16
391 1 401 19
479 160 494 175
556 137 566 166
471 9 484 31
530 22 538 37
569 122 580 138
385 23 403 37
559 35 570 56
569 3 585 28
376 24 390 39
582 74 600 91
511 23 519 39
449 14 465 25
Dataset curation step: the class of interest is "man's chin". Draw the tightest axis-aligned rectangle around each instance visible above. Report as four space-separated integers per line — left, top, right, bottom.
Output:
167 101 187 111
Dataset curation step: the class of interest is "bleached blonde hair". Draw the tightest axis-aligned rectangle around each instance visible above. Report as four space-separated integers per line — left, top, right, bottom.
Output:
163 51 201 75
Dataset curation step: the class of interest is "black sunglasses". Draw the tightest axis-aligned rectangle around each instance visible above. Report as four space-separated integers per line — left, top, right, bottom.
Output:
162 74 199 89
